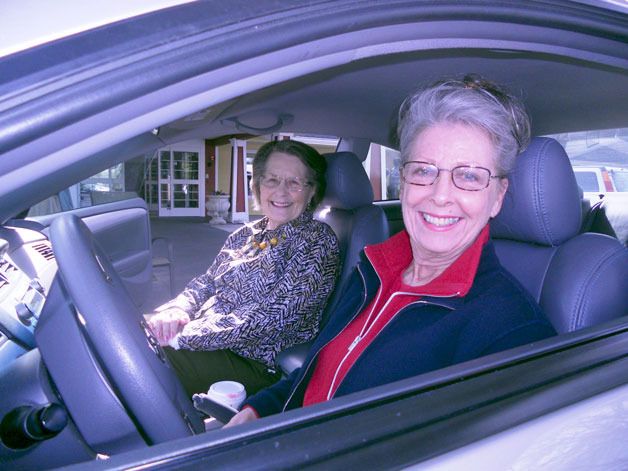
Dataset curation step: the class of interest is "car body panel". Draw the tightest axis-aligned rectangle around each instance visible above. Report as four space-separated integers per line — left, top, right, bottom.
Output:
418 382 628 470
67 318 628 470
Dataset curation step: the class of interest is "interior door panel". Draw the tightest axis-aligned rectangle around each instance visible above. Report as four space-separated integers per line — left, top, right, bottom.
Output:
28 197 152 308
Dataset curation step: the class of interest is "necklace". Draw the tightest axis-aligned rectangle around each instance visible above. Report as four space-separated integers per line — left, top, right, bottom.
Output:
247 229 286 253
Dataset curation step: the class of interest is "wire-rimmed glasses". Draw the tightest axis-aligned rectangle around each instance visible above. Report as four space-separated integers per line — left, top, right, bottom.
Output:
401 161 504 191
260 174 312 192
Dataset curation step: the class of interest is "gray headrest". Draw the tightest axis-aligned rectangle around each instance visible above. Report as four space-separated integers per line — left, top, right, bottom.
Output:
321 152 374 209
491 137 582 246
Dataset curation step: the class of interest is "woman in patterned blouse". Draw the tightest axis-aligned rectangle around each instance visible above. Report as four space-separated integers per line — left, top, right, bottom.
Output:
148 140 340 396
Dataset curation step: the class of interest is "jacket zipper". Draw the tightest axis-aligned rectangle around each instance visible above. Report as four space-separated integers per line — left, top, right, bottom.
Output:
328 248 460 399
327 293 458 400
283 249 461 409
327 291 398 399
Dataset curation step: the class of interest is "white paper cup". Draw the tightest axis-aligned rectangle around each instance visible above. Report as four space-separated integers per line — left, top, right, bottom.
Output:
207 381 246 409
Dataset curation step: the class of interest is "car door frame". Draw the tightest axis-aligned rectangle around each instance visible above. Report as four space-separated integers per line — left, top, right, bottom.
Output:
68 315 628 469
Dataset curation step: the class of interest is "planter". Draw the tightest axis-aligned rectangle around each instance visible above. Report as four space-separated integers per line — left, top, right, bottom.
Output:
206 194 231 224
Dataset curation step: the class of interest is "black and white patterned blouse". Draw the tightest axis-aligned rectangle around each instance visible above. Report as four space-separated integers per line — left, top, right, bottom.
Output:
162 211 340 368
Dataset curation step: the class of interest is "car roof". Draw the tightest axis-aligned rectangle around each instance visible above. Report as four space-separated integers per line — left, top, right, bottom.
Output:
0 0 627 223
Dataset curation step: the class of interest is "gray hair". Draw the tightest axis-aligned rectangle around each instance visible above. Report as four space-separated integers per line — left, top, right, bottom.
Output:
398 74 531 176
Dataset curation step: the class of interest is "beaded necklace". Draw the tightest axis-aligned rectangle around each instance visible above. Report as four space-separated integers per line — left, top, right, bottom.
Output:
246 227 287 255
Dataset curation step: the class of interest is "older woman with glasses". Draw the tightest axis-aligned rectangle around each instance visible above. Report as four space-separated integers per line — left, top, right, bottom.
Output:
228 74 556 426
148 140 339 396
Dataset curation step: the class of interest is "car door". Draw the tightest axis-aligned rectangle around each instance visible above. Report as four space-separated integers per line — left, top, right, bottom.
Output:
22 197 153 308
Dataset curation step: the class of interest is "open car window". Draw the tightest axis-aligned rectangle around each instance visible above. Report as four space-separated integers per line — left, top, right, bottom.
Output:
548 127 628 197
546 126 628 245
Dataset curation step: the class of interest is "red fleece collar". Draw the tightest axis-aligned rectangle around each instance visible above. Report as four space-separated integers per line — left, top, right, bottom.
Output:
364 225 489 297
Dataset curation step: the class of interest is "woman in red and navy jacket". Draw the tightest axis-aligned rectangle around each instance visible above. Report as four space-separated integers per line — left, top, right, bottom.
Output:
228 75 557 424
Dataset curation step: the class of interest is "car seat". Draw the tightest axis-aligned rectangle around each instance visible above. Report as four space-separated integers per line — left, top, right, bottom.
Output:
314 151 390 321
276 151 389 374
490 137 628 333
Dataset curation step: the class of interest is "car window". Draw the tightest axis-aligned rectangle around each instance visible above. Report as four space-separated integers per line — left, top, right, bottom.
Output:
29 137 405 218
26 134 342 219
546 127 628 244
573 170 602 192
609 168 628 192
547 127 628 199
366 143 401 201
26 162 138 217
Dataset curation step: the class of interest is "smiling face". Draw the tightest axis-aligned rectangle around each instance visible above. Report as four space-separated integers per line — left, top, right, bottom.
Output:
401 122 508 266
259 152 316 229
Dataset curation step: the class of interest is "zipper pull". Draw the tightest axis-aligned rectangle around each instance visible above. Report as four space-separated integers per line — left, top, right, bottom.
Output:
348 335 361 352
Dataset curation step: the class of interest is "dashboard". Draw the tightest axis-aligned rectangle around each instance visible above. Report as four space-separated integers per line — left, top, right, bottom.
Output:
0 205 155 467
0 224 57 373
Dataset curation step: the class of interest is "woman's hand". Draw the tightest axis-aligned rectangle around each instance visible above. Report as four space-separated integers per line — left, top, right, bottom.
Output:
224 407 259 428
147 307 190 346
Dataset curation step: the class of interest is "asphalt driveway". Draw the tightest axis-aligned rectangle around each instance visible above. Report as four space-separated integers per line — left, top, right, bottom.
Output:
145 217 239 312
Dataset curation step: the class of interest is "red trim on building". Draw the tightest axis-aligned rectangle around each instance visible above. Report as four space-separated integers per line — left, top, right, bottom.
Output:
370 144 382 200
205 139 216 195
236 145 246 212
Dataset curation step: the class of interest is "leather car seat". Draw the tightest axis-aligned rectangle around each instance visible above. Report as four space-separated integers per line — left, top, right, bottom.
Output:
314 151 390 323
276 151 389 374
491 137 628 333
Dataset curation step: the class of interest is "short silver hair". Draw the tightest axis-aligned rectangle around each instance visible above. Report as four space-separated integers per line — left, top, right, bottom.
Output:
398 74 531 175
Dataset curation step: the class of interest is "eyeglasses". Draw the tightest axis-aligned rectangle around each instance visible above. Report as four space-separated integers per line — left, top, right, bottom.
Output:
401 161 504 191
260 174 312 192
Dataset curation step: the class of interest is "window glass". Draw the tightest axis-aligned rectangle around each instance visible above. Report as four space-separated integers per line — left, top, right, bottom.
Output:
80 163 126 206
609 168 628 192
384 147 401 200
573 171 601 193
145 156 159 209
26 161 140 217
160 151 170 179
172 183 199 208
546 127 628 243
547 127 628 199
173 151 199 180
365 144 401 201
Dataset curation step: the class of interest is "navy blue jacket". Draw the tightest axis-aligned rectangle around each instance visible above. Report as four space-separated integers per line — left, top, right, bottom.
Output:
246 236 556 417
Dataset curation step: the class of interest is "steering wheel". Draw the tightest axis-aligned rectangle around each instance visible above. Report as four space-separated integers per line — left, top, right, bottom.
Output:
45 214 203 447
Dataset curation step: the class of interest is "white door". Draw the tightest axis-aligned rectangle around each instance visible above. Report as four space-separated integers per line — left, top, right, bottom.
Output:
158 141 205 217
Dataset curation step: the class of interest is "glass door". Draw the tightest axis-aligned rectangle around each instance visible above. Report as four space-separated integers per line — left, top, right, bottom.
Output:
158 142 205 217
144 153 159 212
